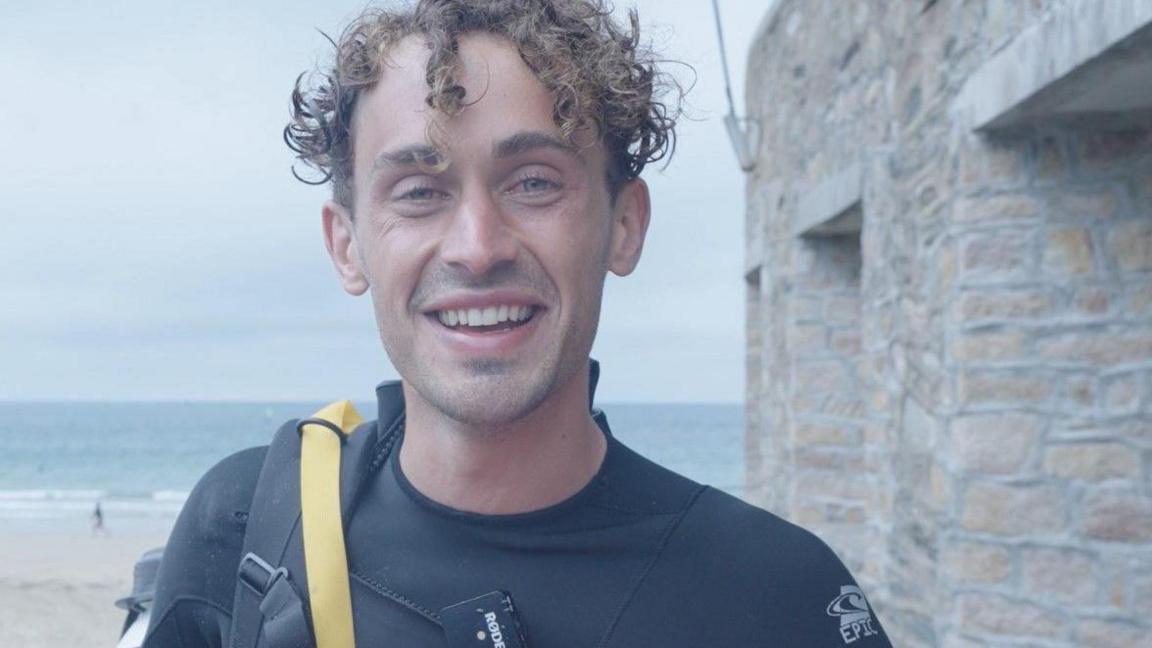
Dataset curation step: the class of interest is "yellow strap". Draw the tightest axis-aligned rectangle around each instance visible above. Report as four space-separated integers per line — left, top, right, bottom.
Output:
300 400 363 648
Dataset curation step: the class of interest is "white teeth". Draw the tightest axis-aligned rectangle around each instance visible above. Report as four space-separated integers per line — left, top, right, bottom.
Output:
436 305 535 328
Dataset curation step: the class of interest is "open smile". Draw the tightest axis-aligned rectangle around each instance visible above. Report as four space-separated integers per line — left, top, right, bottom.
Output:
421 294 546 355
432 304 539 332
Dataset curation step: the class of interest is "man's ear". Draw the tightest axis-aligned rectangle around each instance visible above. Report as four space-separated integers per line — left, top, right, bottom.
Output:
607 178 651 277
322 200 369 295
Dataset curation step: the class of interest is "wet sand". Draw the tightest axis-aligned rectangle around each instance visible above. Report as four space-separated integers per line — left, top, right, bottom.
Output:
0 517 173 648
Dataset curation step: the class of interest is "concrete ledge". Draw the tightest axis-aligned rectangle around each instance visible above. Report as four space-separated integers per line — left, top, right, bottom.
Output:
794 163 863 237
953 0 1152 130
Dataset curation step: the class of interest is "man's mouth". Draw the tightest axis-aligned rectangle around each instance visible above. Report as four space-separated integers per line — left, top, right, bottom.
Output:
433 304 539 333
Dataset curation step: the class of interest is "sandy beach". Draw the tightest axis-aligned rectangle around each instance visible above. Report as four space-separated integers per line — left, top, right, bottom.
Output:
0 517 173 648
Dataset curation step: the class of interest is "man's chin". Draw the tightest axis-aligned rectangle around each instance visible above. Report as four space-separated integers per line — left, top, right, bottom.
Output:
416 366 555 428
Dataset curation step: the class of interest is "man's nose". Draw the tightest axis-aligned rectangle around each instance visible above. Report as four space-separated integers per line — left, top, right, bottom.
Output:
440 188 518 275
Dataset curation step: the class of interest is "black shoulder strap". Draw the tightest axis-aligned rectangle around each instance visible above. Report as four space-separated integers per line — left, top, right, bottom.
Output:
229 384 405 648
228 418 306 648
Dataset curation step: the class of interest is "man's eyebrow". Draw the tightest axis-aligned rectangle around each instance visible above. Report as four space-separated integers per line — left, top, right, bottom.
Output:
493 131 580 160
372 144 443 170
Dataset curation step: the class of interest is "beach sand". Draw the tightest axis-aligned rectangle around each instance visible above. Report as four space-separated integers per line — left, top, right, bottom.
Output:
0 517 173 648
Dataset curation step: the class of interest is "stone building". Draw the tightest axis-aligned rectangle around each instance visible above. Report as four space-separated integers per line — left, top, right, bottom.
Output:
741 1 1152 645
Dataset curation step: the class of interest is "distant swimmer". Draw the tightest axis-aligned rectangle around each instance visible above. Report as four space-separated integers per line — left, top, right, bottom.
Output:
91 500 106 536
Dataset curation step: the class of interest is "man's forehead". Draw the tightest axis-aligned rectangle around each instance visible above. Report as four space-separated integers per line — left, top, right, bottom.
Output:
353 32 607 179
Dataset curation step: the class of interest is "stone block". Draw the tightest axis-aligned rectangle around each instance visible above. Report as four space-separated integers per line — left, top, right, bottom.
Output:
825 295 861 325
791 392 867 418
795 471 875 502
1042 227 1095 275
959 229 1035 281
1035 135 1066 180
1044 443 1141 481
793 296 823 321
1083 490 1152 541
1075 619 1146 648
1072 285 1110 316
1079 129 1152 168
796 423 862 446
1138 169 1152 205
934 243 958 295
1020 546 1098 605
795 447 866 471
929 460 951 511
1037 330 1152 365
1125 283 1152 317
941 540 1012 584
1131 570 1152 614
791 323 828 354
794 359 854 393
1050 186 1120 220
831 329 862 355
962 482 1064 535
951 412 1042 475
1061 373 1097 411
1107 368 1139 408
1111 220 1152 272
956 288 1054 323
955 593 1066 639
954 194 1039 223
959 370 1053 406
951 331 1025 362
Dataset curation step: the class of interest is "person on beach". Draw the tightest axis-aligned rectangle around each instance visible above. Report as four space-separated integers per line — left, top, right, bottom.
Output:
91 500 106 537
146 2 890 647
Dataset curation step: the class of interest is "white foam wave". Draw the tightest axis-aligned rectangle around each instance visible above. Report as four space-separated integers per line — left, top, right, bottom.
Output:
0 489 187 519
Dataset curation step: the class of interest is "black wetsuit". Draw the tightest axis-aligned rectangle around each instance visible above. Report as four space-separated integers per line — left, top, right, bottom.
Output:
147 399 890 647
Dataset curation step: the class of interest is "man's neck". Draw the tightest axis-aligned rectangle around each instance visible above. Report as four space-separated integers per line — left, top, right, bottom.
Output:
397 368 607 515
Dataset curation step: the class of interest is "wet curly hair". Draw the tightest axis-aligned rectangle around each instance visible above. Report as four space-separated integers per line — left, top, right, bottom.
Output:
284 0 682 208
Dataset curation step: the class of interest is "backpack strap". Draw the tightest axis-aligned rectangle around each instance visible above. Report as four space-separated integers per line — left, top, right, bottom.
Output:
229 385 405 648
297 401 362 648
229 416 308 648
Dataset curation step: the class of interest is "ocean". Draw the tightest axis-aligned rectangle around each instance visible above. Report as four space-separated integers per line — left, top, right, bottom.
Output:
0 402 744 522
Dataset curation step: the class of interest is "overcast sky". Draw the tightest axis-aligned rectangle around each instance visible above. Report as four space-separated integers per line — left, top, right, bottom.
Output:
0 0 772 403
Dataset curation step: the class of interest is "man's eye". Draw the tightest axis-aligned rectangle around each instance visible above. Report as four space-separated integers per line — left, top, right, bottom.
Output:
398 186 443 201
510 175 561 195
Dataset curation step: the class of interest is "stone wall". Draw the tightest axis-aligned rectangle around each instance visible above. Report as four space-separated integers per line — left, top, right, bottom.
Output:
743 1 1152 646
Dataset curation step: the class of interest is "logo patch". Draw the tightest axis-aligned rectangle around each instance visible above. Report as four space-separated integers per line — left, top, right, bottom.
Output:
826 585 879 644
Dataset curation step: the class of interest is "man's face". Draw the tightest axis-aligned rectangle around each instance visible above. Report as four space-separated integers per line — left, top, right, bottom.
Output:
323 33 649 426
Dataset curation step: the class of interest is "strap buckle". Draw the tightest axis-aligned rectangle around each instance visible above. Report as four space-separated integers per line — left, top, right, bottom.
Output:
238 552 288 597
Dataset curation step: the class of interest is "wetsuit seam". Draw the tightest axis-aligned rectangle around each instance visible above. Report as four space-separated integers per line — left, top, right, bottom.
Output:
368 417 403 473
350 569 442 626
595 484 708 648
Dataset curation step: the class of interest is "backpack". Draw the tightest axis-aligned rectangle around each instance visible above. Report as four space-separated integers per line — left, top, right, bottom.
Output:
227 380 406 648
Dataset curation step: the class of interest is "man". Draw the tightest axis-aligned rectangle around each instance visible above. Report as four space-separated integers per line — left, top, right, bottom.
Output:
146 1 890 646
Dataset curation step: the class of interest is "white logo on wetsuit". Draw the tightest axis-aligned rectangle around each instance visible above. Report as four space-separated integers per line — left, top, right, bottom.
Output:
483 611 507 648
826 585 879 644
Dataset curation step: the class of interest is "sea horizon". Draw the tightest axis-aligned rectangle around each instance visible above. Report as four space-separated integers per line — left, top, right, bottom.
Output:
0 401 745 522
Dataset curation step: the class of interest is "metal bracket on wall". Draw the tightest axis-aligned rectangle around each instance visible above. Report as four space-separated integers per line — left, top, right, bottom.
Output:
712 0 761 172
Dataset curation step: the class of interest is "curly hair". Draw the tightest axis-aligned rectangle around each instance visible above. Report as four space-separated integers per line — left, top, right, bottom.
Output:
284 0 682 208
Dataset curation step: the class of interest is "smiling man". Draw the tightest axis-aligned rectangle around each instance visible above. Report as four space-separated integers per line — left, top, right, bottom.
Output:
145 2 889 647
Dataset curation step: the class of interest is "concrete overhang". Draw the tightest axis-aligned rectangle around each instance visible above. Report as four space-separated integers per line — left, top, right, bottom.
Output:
794 163 863 238
953 0 1152 131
